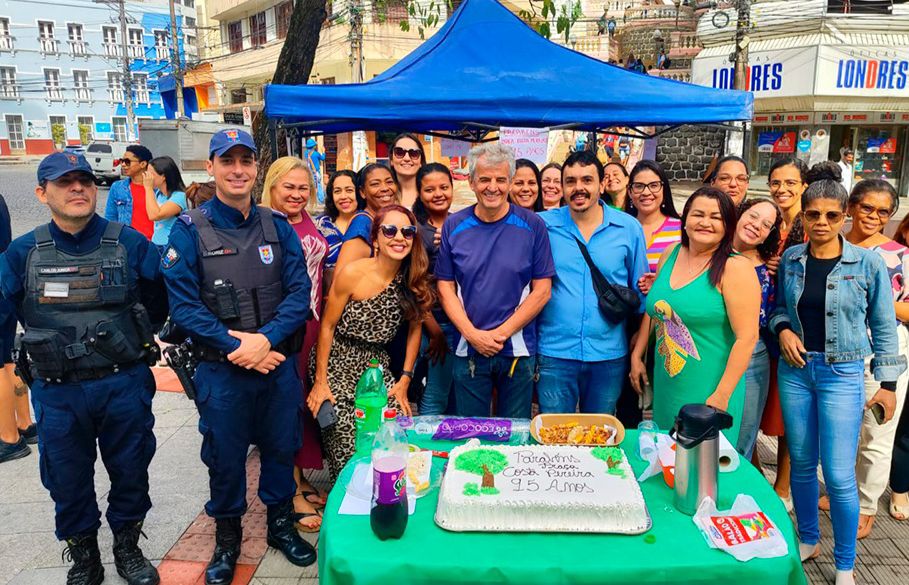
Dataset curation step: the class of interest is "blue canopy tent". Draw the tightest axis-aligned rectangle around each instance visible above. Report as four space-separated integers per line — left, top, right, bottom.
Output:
264 0 752 140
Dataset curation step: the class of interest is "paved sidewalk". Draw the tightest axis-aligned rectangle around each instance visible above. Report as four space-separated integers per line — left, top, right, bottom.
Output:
2 370 907 585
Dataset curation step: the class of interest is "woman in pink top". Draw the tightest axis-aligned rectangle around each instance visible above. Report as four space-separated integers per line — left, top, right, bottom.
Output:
262 157 329 532
624 161 682 291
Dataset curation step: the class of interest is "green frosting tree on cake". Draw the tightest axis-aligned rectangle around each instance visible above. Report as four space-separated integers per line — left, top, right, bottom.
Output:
592 447 625 477
455 449 508 490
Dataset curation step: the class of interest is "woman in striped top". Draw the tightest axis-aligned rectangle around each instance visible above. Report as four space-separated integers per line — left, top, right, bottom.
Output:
625 160 682 275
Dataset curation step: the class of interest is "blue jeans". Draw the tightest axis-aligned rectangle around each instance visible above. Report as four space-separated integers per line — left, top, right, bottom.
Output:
451 354 535 419
537 355 626 414
778 354 865 571
737 338 771 459
419 323 457 416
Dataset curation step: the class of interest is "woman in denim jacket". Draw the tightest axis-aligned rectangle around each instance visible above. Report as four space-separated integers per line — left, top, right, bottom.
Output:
769 163 906 585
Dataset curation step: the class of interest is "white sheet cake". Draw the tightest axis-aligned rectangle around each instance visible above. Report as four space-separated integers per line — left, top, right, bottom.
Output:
435 443 651 534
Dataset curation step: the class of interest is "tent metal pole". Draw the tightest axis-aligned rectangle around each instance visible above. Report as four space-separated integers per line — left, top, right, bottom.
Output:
269 119 279 156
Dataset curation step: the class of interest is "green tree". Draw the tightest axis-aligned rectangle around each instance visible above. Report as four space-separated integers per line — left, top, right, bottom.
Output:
454 449 508 488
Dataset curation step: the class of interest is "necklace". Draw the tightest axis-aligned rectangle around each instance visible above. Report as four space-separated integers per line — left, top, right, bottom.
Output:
684 248 712 276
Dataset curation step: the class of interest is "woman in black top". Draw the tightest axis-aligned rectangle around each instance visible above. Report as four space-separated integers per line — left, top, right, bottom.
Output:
770 163 904 585
413 163 456 414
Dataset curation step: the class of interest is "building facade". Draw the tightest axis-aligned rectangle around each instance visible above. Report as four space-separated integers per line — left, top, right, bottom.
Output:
692 0 909 195
0 0 195 155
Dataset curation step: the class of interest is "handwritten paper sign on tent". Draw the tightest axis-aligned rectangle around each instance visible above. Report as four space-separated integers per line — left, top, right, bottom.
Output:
499 127 550 166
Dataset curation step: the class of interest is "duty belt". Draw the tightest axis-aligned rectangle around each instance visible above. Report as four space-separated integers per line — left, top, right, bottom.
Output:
36 360 143 384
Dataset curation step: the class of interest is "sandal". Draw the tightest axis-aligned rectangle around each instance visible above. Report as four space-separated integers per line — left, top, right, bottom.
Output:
292 493 323 533
890 494 909 521
856 514 874 540
300 489 327 509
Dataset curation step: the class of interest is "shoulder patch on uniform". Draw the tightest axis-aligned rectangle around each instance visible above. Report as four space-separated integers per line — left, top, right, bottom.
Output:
270 209 287 218
161 246 181 269
178 213 193 225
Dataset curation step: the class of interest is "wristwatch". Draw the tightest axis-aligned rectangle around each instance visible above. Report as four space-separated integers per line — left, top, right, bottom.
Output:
401 370 414 379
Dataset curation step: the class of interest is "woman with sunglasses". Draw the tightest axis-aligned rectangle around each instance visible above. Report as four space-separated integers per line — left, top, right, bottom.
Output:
389 133 426 208
308 205 433 479
731 198 782 460
262 157 329 531
603 162 630 210
509 159 544 212
540 163 563 210
770 163 904 585
836 179 909 539
334 163 399 274
629 187 760 444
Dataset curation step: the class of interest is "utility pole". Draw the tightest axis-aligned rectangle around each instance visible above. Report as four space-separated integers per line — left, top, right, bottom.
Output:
349 2 364 83
733 0 751 161
169 0 184 117
117 0 136 141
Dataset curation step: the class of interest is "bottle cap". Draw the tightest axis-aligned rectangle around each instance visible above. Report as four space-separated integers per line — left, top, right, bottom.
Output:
384 408 397 419
369 358 379 367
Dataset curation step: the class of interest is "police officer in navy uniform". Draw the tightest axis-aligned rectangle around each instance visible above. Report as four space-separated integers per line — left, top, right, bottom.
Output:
0 153 166 585
162 129 316 584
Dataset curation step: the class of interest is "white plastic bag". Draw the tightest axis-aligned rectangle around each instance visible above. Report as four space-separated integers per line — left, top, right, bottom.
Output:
693 495 789 562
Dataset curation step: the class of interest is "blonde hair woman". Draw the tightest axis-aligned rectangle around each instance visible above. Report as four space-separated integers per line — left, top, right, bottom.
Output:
262 157 329 532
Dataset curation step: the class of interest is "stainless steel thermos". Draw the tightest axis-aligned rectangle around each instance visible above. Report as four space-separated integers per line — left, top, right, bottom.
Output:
669 403 733 515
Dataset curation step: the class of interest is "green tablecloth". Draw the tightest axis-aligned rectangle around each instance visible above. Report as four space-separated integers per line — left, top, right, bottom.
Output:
318 430 807 585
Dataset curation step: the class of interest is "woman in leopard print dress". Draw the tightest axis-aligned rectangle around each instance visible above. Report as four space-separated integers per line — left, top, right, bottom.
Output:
309 205 434 480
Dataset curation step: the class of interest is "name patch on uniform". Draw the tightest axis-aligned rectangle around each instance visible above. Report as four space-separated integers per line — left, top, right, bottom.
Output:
44 282 70 298
162 246 181 269
258 245 274 265
38 266 80 275
201 248 237 258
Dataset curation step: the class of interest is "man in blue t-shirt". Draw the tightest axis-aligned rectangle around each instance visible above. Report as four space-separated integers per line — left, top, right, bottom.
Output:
436 143 555 419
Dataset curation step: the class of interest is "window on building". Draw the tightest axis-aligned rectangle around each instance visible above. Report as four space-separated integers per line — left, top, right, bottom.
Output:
103 26 118 56
230 88 248 104
249 11 267 47
0 66 17 99
73 70 90 101
112 116 128 142
154 30 168 60
185 16 196 30
77 115 94 144
38 20 57 54
67 23 86 55
133 73 149 103
128 28 144 58
107 71 124 102
183 0 195 8
0 18 12 51
375 0 408 24
827 0 904 14
44 68 62 100
228 21 243 53
276 1 293 39
321 77 336 85
185 34 197 51
49 116 66 146
5 115 24 150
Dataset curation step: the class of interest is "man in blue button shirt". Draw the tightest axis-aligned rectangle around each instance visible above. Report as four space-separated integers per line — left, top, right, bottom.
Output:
0 152 166 585
436 143 555 419
162 129 315 584
537 151 648 414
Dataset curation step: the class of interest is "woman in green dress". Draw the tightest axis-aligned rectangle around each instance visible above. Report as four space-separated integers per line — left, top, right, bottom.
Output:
629 187 761 442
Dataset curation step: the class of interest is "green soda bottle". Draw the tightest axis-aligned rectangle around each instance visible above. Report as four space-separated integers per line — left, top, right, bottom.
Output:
354 359 387 452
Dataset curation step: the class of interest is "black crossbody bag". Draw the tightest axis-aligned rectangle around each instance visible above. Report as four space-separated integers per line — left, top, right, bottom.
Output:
573 237 641 324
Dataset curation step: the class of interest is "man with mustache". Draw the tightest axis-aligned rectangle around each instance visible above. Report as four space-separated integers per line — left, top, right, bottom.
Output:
536 151 648 414
161 129 316 584
0 152 167 585
436 143 555 419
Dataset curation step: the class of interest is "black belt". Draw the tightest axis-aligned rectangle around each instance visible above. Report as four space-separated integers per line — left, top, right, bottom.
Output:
193 339 301 363
37 361 143 384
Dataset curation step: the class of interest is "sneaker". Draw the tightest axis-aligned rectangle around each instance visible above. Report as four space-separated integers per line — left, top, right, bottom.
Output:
0 437 31 463
19 424 38 445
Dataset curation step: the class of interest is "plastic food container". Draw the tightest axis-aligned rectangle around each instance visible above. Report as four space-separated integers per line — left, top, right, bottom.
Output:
530 413 626 446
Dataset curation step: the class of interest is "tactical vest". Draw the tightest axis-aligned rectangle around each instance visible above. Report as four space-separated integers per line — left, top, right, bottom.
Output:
189 206 284 333
20 222 156 382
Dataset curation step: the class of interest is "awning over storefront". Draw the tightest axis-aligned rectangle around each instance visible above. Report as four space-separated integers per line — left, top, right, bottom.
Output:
264 0 752 136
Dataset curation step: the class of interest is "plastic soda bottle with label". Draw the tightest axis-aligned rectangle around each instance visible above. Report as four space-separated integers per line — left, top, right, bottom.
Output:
354 359 387 452
370 409 408 540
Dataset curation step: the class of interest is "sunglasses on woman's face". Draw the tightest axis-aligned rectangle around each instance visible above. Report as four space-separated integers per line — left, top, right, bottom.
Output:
392 147 422 160
379 224 417 240
803 210 845 223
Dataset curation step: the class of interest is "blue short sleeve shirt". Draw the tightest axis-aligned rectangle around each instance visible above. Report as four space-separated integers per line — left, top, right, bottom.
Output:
435 204 555 357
